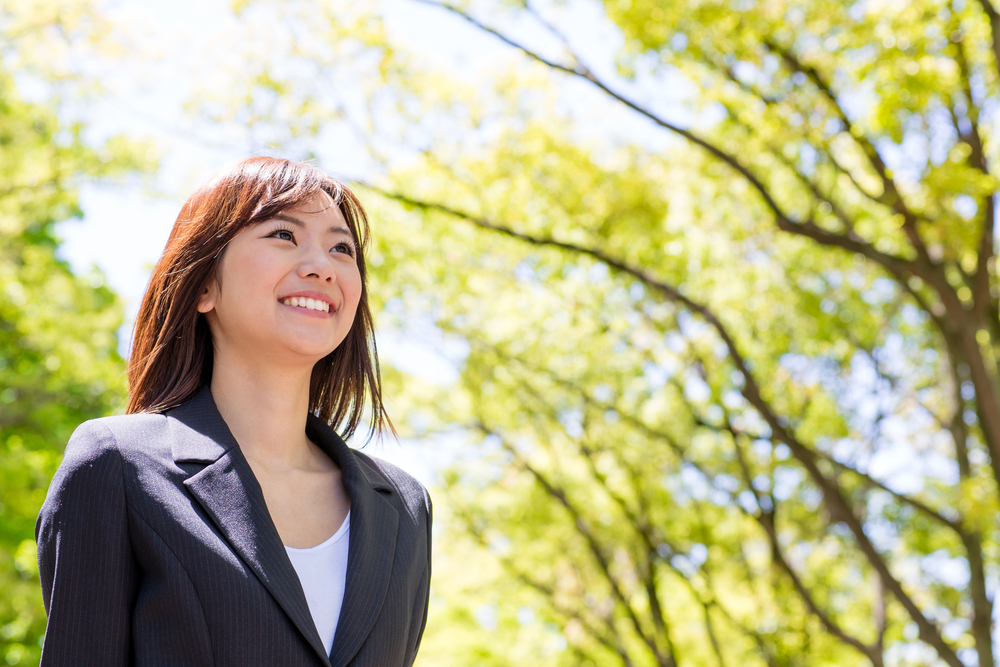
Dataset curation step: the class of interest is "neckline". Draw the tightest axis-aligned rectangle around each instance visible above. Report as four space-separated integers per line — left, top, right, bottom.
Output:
284 510 351 552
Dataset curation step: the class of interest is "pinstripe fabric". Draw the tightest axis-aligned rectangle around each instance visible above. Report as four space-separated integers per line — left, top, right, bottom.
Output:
36 385 432 667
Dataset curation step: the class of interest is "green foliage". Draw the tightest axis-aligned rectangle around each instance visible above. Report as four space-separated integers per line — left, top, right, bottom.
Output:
0 62 147 667
338 1 1000 665
379 134 883 665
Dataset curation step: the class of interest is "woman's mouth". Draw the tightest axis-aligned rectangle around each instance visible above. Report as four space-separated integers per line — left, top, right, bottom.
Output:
281 297 330 313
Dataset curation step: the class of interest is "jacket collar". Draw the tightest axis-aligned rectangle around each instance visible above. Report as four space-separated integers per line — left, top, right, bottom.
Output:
168 385 399 667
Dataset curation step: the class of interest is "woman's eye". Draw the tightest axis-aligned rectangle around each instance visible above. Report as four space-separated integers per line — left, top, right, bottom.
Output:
333 242 355 257
269 229 294 242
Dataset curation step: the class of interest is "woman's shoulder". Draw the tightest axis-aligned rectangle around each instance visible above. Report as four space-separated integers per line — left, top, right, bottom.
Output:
43 414 167 512
60 413 173 469
352 449 432 516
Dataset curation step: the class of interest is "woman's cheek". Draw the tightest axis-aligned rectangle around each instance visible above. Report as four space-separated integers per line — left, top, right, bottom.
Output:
346 269 363 306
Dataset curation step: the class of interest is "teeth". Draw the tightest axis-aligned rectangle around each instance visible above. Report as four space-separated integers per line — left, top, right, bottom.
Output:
282 297 330 312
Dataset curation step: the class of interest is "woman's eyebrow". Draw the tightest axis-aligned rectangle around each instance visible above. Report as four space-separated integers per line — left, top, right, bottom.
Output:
272 213 353 237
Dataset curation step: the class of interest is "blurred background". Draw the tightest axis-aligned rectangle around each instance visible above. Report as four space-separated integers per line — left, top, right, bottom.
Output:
3 0 1000 665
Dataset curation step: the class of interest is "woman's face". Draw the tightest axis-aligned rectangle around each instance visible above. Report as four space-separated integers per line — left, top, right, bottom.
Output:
196 190 363 368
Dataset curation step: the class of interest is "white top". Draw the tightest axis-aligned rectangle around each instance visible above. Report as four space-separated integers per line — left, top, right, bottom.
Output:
284 512 351 654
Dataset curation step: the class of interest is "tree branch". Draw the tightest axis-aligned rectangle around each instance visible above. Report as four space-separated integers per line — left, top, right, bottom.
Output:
409 0 819 236
727 413 877 661
975 0 1000 82
812 450 961 531
763 38 931 252
400 0 1000 508
577 440 672 639
709 57 894 225
759 504 875 658
428 206 961 665
490 330 943 665
690 404 875 660
463 524 639 666
435 217 970 666
371 185 915 309
476 424 677 667
720 103 857 233
950 26 999 348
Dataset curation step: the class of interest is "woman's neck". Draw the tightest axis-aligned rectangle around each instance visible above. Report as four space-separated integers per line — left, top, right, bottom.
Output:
208 354 316 471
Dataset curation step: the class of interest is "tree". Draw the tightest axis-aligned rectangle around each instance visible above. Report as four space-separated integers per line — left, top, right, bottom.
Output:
0 3 150 664
355 0 1000 664
321 0 1000 664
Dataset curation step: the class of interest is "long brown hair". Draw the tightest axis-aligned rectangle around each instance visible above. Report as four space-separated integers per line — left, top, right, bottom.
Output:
127 156 392 440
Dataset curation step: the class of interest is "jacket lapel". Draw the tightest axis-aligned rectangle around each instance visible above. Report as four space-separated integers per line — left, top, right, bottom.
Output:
168 387 331 666
306 416 399 667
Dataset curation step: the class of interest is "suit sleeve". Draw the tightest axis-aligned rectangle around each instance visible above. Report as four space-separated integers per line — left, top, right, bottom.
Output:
407 487 433 666
36 420 138 666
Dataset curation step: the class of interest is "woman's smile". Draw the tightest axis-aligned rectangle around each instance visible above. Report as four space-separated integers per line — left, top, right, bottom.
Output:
283 298 329 313
280 290 338 316
282 299 332 316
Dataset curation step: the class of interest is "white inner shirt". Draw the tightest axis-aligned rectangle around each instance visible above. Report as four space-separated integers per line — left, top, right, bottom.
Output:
284 511 351 654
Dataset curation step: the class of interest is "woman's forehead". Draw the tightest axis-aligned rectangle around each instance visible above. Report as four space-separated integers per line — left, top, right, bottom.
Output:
259 190 353 240
286 189 339 215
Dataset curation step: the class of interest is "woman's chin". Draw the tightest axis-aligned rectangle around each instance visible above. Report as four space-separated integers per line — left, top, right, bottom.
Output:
280 339 344 364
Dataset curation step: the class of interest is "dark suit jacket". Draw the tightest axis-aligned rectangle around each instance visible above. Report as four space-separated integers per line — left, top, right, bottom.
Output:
35 385 431 667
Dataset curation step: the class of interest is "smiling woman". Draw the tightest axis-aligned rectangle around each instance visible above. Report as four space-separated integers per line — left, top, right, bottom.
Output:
34 157 432 667
127 158 386 439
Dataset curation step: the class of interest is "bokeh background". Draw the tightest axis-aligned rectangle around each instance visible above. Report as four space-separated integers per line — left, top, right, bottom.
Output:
4 0 1000 665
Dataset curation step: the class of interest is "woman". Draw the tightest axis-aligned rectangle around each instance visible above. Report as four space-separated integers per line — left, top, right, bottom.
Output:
35 157 431 667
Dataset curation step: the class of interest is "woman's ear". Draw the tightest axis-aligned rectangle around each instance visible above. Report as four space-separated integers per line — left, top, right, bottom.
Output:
196 281 217 314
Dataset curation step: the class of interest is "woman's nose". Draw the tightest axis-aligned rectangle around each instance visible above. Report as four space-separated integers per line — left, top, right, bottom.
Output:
297 244 336 282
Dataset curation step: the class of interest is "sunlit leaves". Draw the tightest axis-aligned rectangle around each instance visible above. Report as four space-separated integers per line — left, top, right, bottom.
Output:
343 0 1000 662
0 54 147 667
